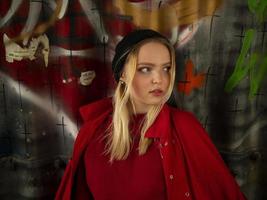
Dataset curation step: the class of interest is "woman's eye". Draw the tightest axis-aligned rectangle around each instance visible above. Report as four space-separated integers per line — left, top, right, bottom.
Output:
138 67 150 73
163 66 171 72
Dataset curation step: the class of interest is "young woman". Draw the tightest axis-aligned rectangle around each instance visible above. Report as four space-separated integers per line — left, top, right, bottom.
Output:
55 29 246 200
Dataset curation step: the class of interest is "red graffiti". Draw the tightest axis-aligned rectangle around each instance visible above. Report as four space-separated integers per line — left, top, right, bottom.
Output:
177 59 205 95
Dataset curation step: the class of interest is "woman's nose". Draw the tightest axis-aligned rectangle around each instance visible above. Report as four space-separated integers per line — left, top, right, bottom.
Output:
152 72 162 84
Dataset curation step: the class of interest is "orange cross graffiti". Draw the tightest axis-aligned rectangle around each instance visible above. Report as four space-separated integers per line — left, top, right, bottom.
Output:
177 59 205 95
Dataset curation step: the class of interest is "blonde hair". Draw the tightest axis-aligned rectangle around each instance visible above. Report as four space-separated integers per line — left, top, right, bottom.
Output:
106 38 176 161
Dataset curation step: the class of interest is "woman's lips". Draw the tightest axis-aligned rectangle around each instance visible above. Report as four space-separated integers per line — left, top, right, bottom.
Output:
149 89 163 96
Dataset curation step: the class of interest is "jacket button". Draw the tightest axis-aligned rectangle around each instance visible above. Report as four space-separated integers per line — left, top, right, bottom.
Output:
169 174 174 180
185 192 190 197
159 150 163 159
164 141 168 146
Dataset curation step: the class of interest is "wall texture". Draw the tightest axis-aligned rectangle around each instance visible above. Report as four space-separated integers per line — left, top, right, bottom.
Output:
0 0 266 199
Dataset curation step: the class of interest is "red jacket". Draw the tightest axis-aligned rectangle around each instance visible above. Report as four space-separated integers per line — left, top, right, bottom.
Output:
55 98 246 200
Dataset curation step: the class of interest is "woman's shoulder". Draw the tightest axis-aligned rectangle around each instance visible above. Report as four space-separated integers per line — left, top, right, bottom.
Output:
163 104 207 136
72 98 112 160
164 104 209 141
165 104 199 124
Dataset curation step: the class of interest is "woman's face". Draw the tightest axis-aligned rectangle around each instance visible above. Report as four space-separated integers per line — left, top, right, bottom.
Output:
129 41 171 113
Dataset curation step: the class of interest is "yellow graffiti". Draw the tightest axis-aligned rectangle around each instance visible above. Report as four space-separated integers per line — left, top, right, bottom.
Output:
113 0 222 32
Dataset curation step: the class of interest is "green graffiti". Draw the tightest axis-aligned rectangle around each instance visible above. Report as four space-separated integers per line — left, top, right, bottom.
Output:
248 0 267 23
225 29 256 92
249 56 267 98
224 1 267 99
225 29 267 99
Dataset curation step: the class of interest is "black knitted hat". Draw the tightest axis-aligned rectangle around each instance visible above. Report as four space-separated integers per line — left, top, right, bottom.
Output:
111 29 169 82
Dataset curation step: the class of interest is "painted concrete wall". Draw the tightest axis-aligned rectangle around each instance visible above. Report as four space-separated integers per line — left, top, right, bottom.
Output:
0 0 266 199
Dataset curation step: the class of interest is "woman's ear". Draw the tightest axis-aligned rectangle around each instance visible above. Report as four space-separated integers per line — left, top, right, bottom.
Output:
120 71 126 82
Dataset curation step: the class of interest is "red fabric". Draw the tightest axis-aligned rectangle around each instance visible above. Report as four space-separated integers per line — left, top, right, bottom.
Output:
55 98 247 200
83 114 167 200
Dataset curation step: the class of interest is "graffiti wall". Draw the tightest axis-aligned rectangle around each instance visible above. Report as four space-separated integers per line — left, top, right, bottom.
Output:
0 0 266 199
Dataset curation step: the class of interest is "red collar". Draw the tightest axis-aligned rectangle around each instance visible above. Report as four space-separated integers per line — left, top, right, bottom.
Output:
145 104 171 142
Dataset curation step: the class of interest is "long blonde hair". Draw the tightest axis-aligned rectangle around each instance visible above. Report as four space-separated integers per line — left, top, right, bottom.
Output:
106 38 176 161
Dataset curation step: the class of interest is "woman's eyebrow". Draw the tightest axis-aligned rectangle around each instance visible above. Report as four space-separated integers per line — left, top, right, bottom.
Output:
137 62 171 66
162 62 171 66
137 62 154 66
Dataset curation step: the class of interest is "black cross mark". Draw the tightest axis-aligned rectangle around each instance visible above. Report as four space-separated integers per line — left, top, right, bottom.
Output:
177 73 191 107
177 73 191 88
20 122 32 135
259 22 267 50
0 83 7 115
254 92 265 109
226 98 243 127
183 50 190 59
204 66 217 100
20 121 32 157
69 0 78 66
204 116 209 130
225 98 243 139
17 71 24 110
103 36 107 65
203 116 215 130
43 78 54 108
234 26 245 51
227 98 243 113
209 14 221 46
56 116 67 146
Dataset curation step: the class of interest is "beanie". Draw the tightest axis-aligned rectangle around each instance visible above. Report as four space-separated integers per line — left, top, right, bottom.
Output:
111 29 169 82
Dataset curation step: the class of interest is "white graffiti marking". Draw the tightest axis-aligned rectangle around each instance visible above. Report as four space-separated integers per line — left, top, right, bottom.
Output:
3 34 50 67
79 70 96 86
